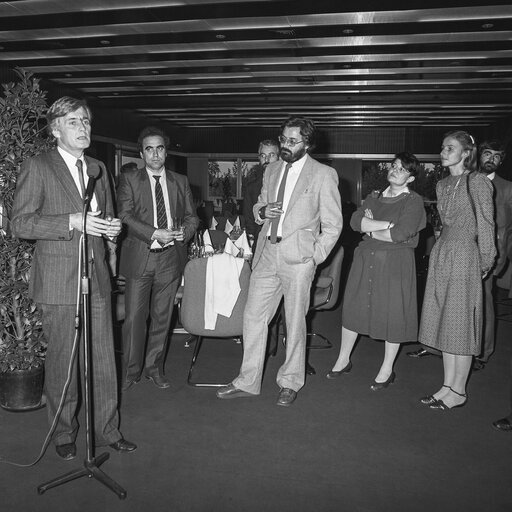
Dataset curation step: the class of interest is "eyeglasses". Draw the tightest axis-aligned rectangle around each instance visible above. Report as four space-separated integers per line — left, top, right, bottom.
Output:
278 135 305 148
259 152 278 160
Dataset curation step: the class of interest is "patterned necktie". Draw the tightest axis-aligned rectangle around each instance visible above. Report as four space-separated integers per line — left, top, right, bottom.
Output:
270 163 292 244
76 159 86 197
153 175 168 229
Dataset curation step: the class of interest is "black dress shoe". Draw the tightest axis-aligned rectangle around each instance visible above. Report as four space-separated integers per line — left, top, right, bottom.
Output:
472 359 486 371
326 361 352 379
145 373 171 389
407 348 438 358
216 383 255 399
492 418 512 432
56 442 76 460
306 362 316 375
109 438 137 452
370 372 395 391
122 377 141 392
277 388 297 407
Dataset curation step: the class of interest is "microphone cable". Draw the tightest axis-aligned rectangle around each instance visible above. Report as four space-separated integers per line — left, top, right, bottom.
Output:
0 234 86 467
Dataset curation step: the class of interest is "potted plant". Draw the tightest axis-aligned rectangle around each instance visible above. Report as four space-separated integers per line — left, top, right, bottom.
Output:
0 68 52 410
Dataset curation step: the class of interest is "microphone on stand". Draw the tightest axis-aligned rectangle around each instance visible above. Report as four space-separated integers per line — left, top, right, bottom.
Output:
83 162 101 208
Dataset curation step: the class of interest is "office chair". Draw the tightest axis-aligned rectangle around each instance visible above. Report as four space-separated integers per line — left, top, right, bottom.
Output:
180 256 251 387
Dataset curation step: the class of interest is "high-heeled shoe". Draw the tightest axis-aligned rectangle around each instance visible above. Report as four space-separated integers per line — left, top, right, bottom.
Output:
419 385 450 405
326 361 352 379
429 387 467 410
370 371 395 391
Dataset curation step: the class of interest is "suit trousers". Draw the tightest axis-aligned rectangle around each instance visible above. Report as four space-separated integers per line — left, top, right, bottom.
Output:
480 274 495 362
40 275 121 447
233 242 316 394
122 247 181 383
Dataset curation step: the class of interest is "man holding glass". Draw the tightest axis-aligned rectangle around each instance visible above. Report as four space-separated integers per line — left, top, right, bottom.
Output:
217 117 342 406
117 126 198 390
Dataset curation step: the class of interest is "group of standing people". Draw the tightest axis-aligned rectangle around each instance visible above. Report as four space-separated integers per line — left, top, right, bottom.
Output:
10 94 512 463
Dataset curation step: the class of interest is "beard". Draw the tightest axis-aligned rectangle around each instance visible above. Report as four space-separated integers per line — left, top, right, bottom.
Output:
481 161 498 174
280 145 307 163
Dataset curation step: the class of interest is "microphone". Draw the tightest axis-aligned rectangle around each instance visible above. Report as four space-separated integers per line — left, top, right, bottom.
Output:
83 162 101 205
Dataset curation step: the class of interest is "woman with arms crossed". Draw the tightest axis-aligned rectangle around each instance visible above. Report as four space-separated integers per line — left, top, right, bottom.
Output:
328 152 426 389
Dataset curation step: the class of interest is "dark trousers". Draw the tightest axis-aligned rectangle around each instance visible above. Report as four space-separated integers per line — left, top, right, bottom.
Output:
480 274 495 363
122 247 181 383
40 287 121 447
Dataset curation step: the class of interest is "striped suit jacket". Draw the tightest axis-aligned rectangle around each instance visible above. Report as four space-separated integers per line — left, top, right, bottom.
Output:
11 148 114 304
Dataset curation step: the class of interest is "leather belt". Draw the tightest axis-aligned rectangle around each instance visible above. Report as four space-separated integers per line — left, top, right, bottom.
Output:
267 236 282 243
149 245 171 253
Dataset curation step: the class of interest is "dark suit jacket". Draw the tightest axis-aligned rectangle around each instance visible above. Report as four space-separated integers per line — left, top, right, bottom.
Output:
11 149 114 304
242 164 264 239
117 168 199 278
492 173 512 275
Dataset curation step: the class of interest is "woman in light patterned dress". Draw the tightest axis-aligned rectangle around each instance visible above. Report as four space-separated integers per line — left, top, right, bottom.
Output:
418 131 496 410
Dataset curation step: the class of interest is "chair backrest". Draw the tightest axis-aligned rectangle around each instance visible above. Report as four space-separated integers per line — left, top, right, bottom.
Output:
207 229 229 251
310 242 344 311
181 257 251 337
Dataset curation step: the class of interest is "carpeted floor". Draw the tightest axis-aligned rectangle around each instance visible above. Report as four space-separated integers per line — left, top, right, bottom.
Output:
2 298 512 512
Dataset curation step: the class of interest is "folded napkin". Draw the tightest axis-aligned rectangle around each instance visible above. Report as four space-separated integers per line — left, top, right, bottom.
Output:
224 218 233 235
223 237 240 258
202 230 214 254
204 253 245 330
234 230 252 257
210 216 218 229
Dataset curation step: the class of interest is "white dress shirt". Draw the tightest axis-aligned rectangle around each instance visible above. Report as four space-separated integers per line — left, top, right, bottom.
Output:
266 153 307 237
57 146 98 212
147 168 173 248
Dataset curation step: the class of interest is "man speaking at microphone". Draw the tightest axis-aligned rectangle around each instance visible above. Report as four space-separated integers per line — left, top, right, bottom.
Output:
11 96 136 460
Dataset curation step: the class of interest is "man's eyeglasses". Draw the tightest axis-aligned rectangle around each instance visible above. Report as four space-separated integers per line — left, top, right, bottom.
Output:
278 135 305 148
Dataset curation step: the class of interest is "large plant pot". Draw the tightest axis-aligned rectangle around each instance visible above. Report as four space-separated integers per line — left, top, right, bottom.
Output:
0 366 45 411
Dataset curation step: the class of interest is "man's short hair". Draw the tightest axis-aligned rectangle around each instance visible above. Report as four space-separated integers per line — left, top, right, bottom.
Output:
280 116 316 150
120 162 139 173
46 96 91 135
137 126 170 151
258 139 279 152
479 140 506 159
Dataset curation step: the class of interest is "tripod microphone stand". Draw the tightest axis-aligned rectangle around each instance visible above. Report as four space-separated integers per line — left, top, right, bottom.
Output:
38 184 127 499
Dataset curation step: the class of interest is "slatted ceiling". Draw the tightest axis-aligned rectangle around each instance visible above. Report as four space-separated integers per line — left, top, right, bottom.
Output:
0 1 512 129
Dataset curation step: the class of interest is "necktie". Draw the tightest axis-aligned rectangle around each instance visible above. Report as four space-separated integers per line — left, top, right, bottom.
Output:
76 159 86 197
153 175 168 229
270 163 292 244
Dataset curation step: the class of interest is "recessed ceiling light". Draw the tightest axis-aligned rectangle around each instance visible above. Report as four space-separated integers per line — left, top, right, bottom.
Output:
216 34 226 40
481 23 494 29
100 40 111 45
64 73 72 77
342 29 354 35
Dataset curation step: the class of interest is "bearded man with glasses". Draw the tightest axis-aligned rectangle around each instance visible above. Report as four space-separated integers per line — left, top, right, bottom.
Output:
475 140 512 371
217 116 342 406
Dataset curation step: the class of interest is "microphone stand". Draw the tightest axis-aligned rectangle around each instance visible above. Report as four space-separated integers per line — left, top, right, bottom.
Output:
38 188 127 499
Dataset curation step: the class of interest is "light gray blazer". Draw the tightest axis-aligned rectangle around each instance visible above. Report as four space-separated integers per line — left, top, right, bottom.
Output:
252 154 343 268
